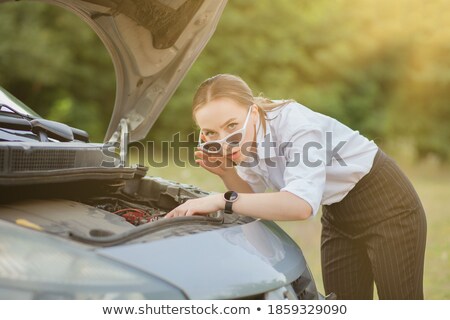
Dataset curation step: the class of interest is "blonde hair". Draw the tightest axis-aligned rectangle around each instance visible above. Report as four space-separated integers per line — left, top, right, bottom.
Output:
192 74 293 134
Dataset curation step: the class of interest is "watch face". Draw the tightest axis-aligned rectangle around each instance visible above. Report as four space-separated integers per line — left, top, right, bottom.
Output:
224 191 239 202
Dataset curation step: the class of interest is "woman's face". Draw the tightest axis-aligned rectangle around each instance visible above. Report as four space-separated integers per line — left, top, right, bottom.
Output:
194 97 258 163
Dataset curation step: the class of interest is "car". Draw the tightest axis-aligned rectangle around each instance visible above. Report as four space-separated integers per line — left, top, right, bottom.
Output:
0 0 328 300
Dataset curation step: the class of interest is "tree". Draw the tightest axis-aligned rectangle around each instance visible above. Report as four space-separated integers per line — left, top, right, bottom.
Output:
0 1 115 141
1 0 448 160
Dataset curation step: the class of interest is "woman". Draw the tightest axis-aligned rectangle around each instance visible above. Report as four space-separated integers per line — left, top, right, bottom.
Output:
165 74 427 300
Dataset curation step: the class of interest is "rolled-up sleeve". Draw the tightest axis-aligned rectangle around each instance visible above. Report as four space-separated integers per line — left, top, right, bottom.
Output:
235 166 267 193
279 126 326 216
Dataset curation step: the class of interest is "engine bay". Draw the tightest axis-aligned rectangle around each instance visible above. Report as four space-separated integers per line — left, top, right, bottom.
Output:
85 196 166 226
0 174 250 246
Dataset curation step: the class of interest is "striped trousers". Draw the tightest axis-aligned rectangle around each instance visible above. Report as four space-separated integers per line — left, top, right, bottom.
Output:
321 149 427 299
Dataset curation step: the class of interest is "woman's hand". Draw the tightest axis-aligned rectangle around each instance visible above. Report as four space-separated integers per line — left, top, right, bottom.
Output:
194 147 235 177
165 192 312 221
165 193 224 218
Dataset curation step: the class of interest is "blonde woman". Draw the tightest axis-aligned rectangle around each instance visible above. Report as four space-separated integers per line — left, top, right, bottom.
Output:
165 74 427 300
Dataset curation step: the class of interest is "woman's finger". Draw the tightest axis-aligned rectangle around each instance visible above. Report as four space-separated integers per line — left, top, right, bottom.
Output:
205 159 224 168
195 159 208 170
196 148 226 160
196 159 223 172
166 205 185 218
165 211 174 218
194 150 207 160
195 151 222 163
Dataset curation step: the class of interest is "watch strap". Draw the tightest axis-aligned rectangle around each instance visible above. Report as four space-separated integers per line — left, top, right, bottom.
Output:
224 200 233 214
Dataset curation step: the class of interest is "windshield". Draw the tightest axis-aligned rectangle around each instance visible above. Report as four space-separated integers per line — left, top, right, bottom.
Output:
0 86 41 118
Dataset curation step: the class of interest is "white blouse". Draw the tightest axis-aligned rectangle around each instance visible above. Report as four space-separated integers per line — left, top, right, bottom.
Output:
235 101 379 216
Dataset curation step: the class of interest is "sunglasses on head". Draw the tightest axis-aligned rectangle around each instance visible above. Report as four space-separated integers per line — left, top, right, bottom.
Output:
198 106 253 155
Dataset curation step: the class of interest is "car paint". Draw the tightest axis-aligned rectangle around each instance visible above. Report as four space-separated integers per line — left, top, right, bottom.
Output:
98 220 307 299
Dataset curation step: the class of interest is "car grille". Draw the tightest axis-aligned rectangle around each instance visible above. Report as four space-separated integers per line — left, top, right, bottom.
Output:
0 142 108 174
10 149 76 171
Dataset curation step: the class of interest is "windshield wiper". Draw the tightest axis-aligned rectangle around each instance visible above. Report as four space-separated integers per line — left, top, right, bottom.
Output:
0 103 89 142
0 115 32 131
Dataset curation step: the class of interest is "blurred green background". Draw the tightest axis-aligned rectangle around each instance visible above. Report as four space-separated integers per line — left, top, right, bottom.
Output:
0 0 448 298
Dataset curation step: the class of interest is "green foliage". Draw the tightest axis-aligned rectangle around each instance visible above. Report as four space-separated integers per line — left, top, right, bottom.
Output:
0 0 448 160
0 1 115 141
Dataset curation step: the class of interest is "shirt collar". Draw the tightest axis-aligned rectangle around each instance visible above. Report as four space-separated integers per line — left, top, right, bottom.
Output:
254 115 278 160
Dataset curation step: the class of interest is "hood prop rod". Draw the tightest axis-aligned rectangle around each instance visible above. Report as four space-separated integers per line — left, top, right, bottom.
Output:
108 119 128 167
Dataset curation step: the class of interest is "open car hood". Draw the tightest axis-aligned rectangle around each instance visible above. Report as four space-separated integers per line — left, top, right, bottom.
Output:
1 0 226 142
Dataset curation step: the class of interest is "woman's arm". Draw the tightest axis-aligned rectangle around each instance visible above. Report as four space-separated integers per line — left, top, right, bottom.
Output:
220 169 254 193
165 191 312 221
194 147 261 193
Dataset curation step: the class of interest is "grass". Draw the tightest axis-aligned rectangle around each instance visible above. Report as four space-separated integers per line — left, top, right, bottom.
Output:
135 151 449 299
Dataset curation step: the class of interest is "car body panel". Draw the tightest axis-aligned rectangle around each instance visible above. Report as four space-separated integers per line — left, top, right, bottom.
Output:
0 199 134 236
98 220 307 299
0 198 309 299
0 219 189 299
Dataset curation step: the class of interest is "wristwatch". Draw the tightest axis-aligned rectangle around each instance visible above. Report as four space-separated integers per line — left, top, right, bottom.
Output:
223 191 239 214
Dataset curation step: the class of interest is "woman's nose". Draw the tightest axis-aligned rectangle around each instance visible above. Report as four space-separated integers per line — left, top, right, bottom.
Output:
215 131 229 142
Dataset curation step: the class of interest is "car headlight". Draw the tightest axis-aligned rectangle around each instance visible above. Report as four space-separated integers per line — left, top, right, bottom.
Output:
0 220 185 299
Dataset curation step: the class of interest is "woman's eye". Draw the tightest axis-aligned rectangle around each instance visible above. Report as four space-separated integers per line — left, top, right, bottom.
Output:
203 131 215 137
228 123 238 130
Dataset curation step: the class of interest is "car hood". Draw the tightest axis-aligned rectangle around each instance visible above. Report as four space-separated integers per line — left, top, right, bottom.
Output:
98 220 307 299
3 0 227 142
